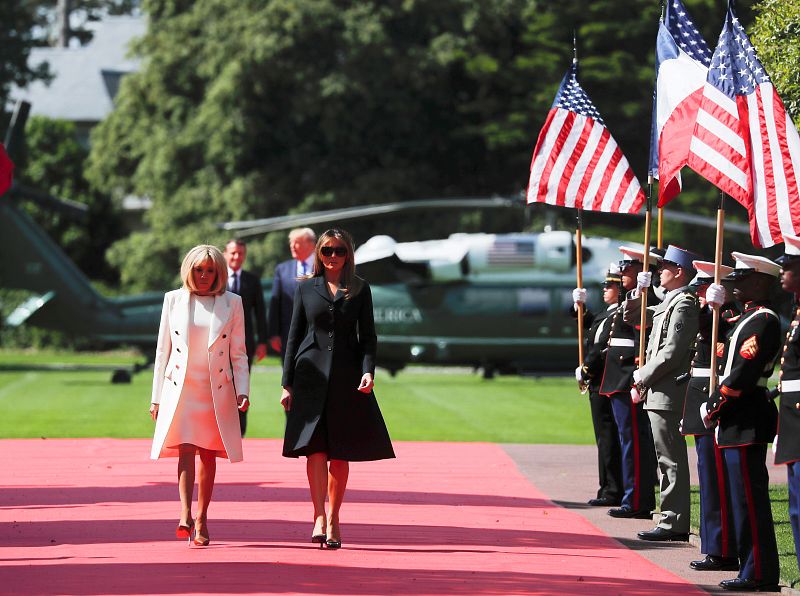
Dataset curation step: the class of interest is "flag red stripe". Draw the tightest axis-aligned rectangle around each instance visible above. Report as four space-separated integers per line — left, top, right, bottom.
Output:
610 161 637 213
592 146 623 211
752 88 782 245
538 112 577 203
557 118 593 206
578 129 611 204
773 91 800 229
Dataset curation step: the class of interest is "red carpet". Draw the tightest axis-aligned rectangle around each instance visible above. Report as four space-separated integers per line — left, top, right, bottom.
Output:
0 439 703 595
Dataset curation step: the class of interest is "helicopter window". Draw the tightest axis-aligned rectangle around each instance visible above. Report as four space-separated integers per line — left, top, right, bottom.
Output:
443 287 515 315
517 288 550 316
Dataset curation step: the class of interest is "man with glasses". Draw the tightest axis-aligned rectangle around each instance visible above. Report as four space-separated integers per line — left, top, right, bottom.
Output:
701 253 781 592
600 247 658 520
625 245 700 542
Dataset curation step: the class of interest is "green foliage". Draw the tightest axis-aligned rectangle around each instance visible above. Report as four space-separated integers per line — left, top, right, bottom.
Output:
0 1 50 113
19 117 124 282
88 0 688 290
751 0 800 123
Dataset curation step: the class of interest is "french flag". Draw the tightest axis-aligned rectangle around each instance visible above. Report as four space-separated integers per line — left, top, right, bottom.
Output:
649 0 712 206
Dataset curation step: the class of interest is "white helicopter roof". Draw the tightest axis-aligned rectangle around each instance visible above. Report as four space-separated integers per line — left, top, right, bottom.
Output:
355 231 639 282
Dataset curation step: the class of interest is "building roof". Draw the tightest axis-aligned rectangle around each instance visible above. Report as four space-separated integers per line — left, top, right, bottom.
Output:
11 16 146 123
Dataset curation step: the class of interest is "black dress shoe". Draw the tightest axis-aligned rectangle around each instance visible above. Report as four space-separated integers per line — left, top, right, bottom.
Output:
637 527 689 541
588 496 620 507
607 506 652 519
690 555 739 571
719 577 780 592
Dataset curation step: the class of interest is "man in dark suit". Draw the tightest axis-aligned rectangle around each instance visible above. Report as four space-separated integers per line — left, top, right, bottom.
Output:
224 238 268 436
268 228 316 362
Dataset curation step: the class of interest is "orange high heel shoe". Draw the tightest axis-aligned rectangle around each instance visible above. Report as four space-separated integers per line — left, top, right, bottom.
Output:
176 519 194 545
193 519 210 547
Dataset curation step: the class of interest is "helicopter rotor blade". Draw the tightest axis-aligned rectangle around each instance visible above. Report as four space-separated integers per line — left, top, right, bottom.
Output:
219 197 522 237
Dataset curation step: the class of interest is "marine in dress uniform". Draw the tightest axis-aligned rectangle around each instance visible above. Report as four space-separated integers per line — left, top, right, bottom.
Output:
627 245 701 542
701 253 781 592
576 265 623 507
682 261 739 571
602 246 657 519
774 234 800 576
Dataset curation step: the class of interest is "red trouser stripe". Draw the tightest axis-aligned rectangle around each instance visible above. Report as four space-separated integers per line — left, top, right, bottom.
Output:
713 438 731 558
630 399 641 510
740 447 762 580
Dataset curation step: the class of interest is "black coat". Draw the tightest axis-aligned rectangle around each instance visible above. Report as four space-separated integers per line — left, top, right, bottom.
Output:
682 304 738 436
777 305 800 465
582 305 616 392
234 269 268 362
705 301 780 447
281 276 394 461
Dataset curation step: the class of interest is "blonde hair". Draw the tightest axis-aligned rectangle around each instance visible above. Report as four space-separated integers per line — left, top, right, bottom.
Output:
288 227 316 242
312 228 362 298
180 245 228 295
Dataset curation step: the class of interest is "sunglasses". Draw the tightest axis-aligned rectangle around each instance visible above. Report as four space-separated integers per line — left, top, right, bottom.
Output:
320 246 347 257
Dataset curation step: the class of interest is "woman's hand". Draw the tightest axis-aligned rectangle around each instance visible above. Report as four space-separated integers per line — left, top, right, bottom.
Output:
149 403 159 421
280 387 293 412
357 373 374 394
237 395 250 412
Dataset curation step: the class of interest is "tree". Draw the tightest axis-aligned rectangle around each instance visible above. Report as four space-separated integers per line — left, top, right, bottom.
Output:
0 1 51 114
20 116 123 282
750 0 800 123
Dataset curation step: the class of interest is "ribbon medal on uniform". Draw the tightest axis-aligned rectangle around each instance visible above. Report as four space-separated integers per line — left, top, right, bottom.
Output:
740 335 759 360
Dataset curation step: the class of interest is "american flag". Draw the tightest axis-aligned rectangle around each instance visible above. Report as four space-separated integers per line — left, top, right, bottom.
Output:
527 63 645 214
687 0 800 248
649 0 712 205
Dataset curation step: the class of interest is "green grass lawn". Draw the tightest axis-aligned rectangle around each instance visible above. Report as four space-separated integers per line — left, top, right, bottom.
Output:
0 350 595 442
2 350 796 585
690 484 798 587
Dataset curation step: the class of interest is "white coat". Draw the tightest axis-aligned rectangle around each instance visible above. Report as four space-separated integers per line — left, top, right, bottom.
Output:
150 289 249 462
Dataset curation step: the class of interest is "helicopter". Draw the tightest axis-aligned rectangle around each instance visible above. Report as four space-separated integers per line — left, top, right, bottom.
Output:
0 182 627 380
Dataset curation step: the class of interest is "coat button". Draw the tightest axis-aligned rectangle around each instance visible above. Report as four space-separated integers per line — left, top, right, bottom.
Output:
796 403 800 410
702 386 708 392
174 330 179 335
176 348 181 353
219 351 224 356
328 346 332 351
219 368 223 373
329 305 334 311
328 332 333 337
173 381 177 386
218 385 222 389
175 365 180 369
223 334 227 338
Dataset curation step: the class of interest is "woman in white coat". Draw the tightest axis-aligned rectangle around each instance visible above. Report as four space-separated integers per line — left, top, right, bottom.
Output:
150 245 250 546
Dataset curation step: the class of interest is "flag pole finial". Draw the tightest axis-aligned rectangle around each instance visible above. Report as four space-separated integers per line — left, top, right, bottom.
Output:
572 30 578 64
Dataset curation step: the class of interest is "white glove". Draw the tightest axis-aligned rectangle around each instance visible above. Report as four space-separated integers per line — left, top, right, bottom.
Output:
575 366 584 382
706 283 725 309
633 368 642 385
636 271 652 292
700 402 714 429
572 287 587 311
772 434 778 455
630 385 645 403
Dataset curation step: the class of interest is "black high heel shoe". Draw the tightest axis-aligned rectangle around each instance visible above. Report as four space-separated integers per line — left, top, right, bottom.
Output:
311 534 326 548
325 536 342 549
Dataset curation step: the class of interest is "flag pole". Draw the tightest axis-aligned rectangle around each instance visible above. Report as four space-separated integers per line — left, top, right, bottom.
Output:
638 175 655 369
709 191 726 396
657 206 664 249
576 208 585 367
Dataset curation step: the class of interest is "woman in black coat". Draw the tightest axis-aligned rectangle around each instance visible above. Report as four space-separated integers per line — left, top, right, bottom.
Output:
280 228 395 549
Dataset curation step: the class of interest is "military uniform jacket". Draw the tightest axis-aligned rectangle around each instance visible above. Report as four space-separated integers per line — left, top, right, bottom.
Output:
705 301 780 447
682 304 738 436
600 287 657 395
582 305 616 392
777 305 800 464
626 286 699 412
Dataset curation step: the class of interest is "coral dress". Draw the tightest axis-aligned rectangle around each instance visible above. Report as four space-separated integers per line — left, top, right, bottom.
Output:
164 295 225 455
